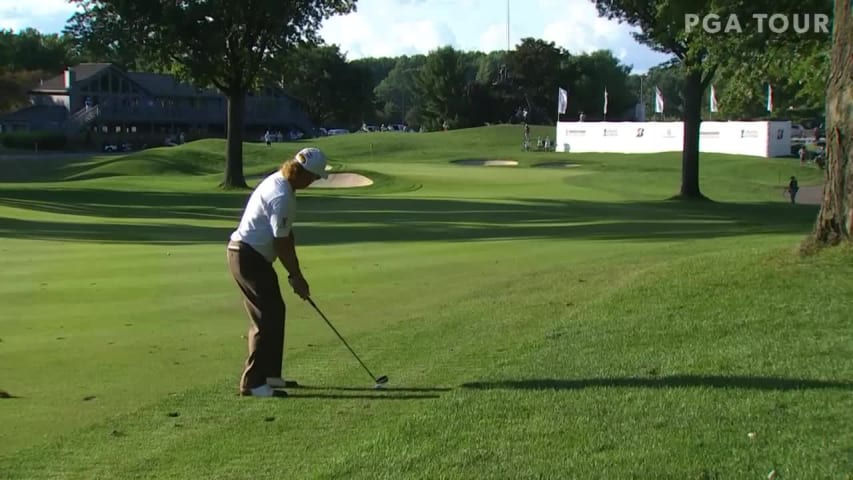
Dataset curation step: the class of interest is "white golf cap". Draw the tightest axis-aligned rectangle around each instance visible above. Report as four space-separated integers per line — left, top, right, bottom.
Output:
294 147 329 179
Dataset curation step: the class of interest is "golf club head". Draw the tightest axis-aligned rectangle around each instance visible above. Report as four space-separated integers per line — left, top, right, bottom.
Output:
375 375 389 385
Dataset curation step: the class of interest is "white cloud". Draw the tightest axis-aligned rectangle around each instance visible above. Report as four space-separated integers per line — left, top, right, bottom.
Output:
391 20 457 54
322 9 457 59
0 0 79 32
540 0 628 53
479 23 508 52
0 0 670 72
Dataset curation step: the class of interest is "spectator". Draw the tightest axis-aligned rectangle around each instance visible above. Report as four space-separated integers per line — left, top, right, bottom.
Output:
786 176 799 204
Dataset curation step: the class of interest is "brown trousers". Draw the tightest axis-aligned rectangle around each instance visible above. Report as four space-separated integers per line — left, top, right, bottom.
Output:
226 240 285 391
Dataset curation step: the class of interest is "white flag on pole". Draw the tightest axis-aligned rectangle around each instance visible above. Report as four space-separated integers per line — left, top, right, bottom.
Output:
710 85 718 113
558 87 568 115
654 86 664 113
766 84 773 112
603 87 608 115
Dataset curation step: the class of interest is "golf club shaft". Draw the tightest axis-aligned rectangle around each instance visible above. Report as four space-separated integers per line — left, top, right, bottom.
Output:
307 298 377 381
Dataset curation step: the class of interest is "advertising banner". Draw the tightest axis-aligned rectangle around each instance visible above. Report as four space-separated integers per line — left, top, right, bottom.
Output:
555 121 792 158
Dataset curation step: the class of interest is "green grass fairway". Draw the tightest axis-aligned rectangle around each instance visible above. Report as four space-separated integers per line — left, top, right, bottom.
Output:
1 125 850 479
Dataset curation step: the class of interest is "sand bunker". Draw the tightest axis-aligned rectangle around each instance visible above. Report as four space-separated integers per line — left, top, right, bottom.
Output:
533 162 581 168
309 173 373 188
454 159 518 166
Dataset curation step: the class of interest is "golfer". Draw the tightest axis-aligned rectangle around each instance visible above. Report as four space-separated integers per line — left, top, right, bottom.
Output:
227 147 328 397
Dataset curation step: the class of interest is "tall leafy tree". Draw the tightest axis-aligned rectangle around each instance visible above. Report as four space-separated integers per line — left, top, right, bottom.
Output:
809 0 852 247
564 49 635 121
351 56 398 122
374 55 425 126
711 39 829 120
0 28 75 72
505 38 567 123
629 60 685 120
270 43 373 129
414 46 468 130
592 0 832 200
591 0 723 200
66 0 356 189
474 51 506 85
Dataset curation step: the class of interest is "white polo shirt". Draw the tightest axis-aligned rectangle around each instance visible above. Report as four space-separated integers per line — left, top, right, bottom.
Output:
230 171 295 262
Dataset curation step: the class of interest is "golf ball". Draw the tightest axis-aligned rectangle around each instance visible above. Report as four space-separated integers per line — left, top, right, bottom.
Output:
374 384 383 390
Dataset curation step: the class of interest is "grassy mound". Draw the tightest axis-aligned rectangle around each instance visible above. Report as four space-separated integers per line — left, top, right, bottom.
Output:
0 125 847 479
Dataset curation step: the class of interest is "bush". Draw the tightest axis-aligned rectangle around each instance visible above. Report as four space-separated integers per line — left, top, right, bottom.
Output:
0 131 67 150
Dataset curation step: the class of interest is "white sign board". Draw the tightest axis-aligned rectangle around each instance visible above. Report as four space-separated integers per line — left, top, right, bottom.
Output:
555 121 792 158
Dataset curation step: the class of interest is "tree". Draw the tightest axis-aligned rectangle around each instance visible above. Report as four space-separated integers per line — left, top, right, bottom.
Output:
629 60 685 120
0 28 76 73
808 0 852 248
414 46 468 130
0 70 56 113
270 43 373 129
67 0 356 189
505 38 567 123
592 0 833 200
564 50 635 121
592 0 720 200
711 39 829 120
474 51 506 85
351 56 398 122
374 55 425 126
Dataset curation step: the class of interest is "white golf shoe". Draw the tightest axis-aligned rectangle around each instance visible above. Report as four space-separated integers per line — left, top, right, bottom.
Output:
266 377 299 388
241 384 287 398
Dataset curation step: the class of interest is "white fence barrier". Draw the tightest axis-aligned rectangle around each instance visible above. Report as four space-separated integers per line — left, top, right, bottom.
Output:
555 121 792 158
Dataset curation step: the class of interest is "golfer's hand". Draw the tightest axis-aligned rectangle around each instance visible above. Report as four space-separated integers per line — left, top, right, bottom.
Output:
289 275 311 299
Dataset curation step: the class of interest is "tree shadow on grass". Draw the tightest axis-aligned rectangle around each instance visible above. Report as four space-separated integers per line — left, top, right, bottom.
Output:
276 393 441 400
461 376 853 392
294 385 452 393
0 187 820 245
0 389 20 399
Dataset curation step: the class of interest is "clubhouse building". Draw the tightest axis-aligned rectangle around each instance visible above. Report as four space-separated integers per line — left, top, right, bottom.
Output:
0 63 314 146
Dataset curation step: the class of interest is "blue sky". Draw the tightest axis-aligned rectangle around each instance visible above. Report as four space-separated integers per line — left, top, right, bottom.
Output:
0 0 673 73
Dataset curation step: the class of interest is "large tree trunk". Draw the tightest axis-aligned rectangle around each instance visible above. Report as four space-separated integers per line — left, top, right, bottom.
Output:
807 0 852 248
222 92 248 189
674 69 707 201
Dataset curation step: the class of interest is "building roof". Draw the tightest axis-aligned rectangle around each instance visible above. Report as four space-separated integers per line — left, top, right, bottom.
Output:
29 63 219 98
34 63 112 92
125 71 219 97
27 63 299 103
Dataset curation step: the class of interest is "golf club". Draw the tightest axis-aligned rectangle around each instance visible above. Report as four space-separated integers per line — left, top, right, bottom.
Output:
305 297 388 387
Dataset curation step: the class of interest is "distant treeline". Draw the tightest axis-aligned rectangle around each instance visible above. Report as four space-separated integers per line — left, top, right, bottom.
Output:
0 28 828 131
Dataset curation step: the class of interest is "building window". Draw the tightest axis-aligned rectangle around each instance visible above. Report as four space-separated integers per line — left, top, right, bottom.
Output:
101 125 108 133
131 126 137 133
115 126 122 133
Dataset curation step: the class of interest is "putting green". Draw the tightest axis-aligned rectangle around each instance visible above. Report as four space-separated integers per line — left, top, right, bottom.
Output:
1 125 850 479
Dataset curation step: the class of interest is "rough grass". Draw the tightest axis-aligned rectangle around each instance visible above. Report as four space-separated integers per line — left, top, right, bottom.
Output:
0 125 848 479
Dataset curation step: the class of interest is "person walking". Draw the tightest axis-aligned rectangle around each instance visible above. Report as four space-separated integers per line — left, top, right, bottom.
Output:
786 176 799 205
226 147 329 397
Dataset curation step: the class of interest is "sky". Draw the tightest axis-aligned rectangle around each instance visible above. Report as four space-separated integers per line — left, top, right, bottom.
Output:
0 0 673 73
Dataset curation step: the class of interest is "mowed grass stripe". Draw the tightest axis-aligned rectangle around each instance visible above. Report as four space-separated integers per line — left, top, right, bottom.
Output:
0 125 848 478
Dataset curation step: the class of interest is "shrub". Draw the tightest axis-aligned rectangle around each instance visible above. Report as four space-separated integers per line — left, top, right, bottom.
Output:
0 131 67 150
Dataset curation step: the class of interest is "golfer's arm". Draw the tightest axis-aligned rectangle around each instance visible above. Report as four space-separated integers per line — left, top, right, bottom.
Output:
273 233 303 279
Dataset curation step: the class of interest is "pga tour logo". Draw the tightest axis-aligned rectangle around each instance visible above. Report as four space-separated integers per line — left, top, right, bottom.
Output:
685 13 831 34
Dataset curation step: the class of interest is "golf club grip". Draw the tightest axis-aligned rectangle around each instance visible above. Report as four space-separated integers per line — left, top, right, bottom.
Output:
307 298 376 379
